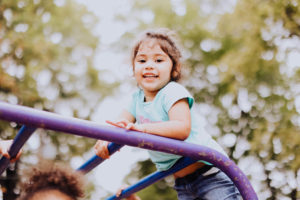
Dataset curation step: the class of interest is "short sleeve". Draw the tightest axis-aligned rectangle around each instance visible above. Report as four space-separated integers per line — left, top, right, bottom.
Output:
162 82 194 112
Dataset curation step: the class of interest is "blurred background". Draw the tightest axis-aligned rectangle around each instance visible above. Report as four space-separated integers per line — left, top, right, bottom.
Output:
0 0 299 199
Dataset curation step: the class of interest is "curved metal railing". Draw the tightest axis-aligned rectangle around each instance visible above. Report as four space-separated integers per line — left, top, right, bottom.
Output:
0 102 258 199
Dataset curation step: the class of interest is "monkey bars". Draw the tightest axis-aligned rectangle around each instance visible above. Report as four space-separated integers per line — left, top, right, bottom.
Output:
0 102 258 199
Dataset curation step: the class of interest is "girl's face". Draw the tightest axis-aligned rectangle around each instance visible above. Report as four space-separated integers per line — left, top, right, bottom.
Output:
30 189 73 200
134 39 173 100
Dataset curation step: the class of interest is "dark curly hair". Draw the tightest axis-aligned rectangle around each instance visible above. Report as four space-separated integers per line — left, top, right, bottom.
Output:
18 161 85 200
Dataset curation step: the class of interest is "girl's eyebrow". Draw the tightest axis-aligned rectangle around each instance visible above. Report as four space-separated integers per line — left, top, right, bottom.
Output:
153 53 167 57
136 53 167 57
136 54 146 57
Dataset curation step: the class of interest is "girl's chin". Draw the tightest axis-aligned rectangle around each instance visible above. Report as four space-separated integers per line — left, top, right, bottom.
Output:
143 87 159 92
139 81 169 91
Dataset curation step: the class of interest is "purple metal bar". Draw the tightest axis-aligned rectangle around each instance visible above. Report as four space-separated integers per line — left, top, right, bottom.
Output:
0 102 258 199
107 157 197 200
0 125 36 174
77 143 123 174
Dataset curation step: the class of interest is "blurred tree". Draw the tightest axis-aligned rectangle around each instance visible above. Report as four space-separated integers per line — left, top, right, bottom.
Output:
0 0 118 199
119 0 300 199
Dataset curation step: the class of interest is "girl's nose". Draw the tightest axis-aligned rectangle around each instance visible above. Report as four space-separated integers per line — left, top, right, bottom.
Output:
145 65 154 70
145 61 155 70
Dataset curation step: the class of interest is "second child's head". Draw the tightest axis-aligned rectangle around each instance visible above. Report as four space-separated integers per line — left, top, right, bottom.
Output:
18 161 85 200
131 28 182 94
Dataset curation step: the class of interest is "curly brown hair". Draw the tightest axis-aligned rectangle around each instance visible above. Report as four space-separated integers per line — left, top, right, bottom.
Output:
131 28 183 82
18 161 85 200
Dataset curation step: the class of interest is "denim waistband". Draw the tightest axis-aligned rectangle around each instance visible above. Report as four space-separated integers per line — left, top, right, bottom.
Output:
175 165 213 184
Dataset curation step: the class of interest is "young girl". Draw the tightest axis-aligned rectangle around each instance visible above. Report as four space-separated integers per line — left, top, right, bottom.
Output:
94 28 241 199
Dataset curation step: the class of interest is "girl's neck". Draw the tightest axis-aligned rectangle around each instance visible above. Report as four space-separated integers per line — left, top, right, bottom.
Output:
143 90 158 102
141 81 171 102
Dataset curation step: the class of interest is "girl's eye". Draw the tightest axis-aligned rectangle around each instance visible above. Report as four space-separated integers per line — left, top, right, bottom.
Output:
138 59 146 63
156 59 163 63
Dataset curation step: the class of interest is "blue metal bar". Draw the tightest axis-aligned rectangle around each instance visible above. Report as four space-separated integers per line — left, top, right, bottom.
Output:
77 143 124 174
107 157 197 200
0 125 36 175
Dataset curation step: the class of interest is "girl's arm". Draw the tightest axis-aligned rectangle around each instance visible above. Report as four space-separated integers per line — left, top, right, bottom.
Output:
126 99 191 140
94 110 135 159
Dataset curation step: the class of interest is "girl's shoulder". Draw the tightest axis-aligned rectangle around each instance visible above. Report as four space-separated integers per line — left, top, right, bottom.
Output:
160 82 194 109
161 81 190 96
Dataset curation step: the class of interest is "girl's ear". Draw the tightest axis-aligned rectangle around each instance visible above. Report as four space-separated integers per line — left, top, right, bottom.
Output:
171 66 181 81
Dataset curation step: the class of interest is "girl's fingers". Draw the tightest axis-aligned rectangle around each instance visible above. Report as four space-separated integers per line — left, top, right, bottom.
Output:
99 141 110 158
107 119 141 132
94 140 110 159
106 119 131 129
106 120 125 128
125 123 134 130
126 123 140 131
2 152 10 159
126 123 145 133
9 150 22 163
116 186 127 197
117 119 131 128
117 122 126 128
116 188 123 197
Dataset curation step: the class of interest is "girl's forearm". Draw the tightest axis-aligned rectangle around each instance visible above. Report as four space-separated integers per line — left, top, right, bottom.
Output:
140 120 190 140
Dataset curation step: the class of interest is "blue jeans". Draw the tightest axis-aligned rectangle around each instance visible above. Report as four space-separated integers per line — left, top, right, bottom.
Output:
174 168 241 200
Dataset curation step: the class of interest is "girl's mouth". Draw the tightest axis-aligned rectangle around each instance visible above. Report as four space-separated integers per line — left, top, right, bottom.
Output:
143 75 158 78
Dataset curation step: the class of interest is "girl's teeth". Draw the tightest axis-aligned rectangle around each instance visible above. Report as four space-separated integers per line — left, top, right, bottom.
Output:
144 75 157 78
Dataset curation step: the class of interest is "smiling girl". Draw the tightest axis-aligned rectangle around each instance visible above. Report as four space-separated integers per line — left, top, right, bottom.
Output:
94 28 241 200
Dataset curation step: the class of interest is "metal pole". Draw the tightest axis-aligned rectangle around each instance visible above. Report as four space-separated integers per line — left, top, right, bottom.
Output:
0 125 36 175
106 157 197 200
0 102 258 199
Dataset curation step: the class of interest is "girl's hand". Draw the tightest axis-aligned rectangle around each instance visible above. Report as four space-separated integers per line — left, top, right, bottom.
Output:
106 120 146 133
116 187 141 200
124 123 145 133
0 140 22 162
94 140 110 159
106 120 128 128
106 119 131 129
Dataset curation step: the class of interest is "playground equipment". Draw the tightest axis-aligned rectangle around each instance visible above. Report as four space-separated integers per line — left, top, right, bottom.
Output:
0 102 258 199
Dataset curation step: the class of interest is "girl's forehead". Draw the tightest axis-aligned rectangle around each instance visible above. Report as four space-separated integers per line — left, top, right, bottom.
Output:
140 38 158 48
137 39 165 55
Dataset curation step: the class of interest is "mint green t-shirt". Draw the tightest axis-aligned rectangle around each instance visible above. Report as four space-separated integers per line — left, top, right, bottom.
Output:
127 82 227 171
